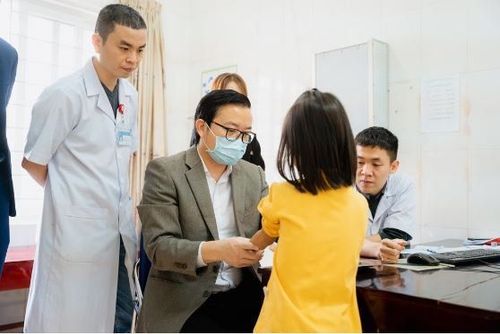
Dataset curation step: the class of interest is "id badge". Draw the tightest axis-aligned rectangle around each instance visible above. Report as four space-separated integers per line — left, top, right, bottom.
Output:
116 106 132 146
117 128 132 146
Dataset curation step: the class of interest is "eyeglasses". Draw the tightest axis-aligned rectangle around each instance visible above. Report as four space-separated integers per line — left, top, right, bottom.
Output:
211 121 256 144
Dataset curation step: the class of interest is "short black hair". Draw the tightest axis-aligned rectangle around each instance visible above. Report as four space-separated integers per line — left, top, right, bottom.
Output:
191 90 251 145
355 126 398 161
277 89 357 195
242 136 265 170
95 4 146 42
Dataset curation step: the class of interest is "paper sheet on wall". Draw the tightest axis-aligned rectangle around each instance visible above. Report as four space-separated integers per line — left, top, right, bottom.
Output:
420 75 460 133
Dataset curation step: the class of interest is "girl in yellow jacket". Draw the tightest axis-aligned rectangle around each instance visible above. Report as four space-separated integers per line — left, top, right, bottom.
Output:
251 89 368 333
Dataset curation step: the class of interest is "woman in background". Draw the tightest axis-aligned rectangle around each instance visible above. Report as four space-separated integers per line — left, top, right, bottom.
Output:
191 72 265 170
251 89 367 332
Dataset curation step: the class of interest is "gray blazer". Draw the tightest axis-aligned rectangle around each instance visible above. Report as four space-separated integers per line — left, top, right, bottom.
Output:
136 146 268 332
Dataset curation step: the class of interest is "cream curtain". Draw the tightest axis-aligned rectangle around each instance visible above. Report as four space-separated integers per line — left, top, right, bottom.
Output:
119 0 167 223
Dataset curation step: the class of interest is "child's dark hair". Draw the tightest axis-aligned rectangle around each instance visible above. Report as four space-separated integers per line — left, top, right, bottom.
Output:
355 126 398 162
277 89 356 195
191 89 251 145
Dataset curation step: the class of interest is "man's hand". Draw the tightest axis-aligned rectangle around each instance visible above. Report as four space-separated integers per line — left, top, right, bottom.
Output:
219 237 263 268
22 158 47 186
378 239 406 263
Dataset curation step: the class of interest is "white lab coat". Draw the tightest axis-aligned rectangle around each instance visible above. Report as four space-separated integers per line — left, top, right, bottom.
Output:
366 173 416 239
23 59 138 332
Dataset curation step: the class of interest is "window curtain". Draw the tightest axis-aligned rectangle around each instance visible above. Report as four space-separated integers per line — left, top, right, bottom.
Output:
119 0 167 225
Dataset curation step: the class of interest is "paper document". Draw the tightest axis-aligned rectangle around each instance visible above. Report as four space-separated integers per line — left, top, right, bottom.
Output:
359 258 382 267
463 237 500 246
401 245 492 255
385 259 454 271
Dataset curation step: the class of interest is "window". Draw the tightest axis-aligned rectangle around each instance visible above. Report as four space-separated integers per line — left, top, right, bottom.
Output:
1 0 98 245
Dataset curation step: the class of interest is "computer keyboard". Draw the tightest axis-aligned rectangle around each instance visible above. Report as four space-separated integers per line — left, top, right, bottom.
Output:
431 248 500 265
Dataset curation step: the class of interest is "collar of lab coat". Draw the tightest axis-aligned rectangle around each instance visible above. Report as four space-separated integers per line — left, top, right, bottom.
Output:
82 58 134 123
382 174 398 198
369 174 397 222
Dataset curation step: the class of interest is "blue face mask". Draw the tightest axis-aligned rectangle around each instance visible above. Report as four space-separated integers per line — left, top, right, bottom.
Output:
204 126 248 166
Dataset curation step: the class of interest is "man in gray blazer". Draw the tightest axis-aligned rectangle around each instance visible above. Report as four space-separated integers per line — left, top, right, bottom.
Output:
137 90 267 332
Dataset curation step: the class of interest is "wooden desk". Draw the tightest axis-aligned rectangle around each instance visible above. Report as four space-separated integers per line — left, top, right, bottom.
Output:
260 240 500 332
357 239 500 332
357 262 500 331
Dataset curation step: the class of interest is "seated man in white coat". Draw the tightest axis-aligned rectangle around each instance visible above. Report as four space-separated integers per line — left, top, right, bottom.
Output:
21 4 146 332
356 127 417 263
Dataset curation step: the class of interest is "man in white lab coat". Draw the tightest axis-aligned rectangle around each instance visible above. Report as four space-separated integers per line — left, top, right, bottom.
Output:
22 4 146 332
356 127 417 263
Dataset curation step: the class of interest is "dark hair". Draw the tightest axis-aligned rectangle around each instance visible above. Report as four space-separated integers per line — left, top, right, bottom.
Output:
355 126 398 161
95 4 146 42
211 73 248 96
242 136 265 170
277 89 357 195
191 90 251 145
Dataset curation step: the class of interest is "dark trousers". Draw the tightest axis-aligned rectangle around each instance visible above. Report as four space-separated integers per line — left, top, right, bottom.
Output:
0 185 9 277
113 237 134 333
139 235 151 292
181 269 264 333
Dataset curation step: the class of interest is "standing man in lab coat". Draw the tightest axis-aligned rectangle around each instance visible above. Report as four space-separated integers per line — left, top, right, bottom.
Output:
22 4 146 332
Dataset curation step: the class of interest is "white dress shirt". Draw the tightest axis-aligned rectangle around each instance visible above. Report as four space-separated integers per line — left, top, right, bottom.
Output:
196 151 242 291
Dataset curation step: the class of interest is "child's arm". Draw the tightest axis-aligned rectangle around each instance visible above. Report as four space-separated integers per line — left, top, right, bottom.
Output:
250 229 276 250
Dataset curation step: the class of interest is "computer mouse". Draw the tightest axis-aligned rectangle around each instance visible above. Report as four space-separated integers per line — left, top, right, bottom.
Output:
406 253 440 266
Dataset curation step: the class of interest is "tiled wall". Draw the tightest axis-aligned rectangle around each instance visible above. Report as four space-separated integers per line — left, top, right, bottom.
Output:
163 0 500 242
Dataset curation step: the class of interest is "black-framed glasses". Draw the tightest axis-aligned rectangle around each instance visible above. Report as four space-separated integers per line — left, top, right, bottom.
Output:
211 121 256 144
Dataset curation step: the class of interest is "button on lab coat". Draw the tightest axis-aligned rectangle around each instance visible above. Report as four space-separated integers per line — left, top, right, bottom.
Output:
23 59 138 332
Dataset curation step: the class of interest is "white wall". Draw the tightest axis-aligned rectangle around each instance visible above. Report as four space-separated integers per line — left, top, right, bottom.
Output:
4 0 107 247
162 0 500 243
